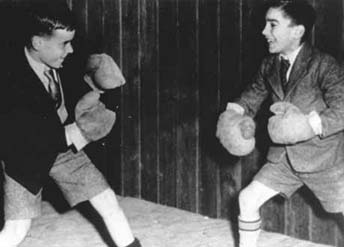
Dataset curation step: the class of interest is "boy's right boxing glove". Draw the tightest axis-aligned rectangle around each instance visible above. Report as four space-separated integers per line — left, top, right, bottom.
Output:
75 91 116 142
216 108 256 156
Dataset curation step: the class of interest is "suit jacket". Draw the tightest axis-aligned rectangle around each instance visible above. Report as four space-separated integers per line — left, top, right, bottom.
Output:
236 43 344 173
0 49 90 194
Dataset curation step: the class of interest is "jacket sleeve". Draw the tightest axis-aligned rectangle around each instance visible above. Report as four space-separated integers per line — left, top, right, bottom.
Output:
317 56 344 138
235 58 270 118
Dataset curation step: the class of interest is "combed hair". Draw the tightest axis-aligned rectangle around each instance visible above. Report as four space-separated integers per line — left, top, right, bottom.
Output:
24 1 76 47
264 0 316 43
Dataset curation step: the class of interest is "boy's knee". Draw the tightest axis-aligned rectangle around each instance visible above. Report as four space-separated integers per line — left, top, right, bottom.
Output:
93 188 118 205
239 186 259 215
239 181 278 218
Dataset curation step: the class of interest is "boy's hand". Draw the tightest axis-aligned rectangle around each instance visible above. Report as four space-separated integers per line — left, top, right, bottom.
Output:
216 109 255 156
239 117 256 139
268 102 315 144
75 91 116 142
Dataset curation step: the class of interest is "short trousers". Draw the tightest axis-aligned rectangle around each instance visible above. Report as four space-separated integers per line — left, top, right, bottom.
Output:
254 154 344 213
3 149 109 220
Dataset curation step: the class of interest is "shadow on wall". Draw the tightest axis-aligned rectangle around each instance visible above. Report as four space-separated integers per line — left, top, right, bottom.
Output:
0 2 27 63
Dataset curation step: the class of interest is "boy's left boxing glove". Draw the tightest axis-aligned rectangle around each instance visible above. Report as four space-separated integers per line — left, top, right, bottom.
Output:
84 53 125 93
268 101 316 144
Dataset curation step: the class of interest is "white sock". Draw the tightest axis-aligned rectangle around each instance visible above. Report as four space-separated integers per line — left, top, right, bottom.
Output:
0 219 31 247
90 189 135 247
102 208 135 247
238 216 261 247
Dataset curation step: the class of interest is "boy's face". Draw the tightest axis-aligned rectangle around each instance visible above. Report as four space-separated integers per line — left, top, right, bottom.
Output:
262 7 302 56
36 29 75 69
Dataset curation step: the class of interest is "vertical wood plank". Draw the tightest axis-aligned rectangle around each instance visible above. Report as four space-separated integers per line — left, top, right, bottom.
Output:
121 0 141 197
0 165 3 228
305 189 337 245
175 0 198 212
340 0 344 64
70 0 88 42
261 197 286 234
198 0 221 218
285 190 310 238
335 215 344 247
102 0 121 57
140 0 159 203
66 0 72 10
218 0 243 221
310 211 337 245
87 0 104 53
102 0 122 192
313 0 343 59
158 0 178 206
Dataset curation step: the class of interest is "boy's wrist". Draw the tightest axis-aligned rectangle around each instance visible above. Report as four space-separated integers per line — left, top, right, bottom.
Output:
65 123 89 151
226 102 245 115
307 111 322 136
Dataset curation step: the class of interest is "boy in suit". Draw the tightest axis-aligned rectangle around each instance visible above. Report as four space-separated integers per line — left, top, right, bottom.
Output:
0 2 141 247
218 1 344 246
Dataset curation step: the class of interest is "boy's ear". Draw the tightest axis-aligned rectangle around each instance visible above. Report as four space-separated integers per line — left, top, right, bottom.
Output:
31 36 43 50
293 25 305 40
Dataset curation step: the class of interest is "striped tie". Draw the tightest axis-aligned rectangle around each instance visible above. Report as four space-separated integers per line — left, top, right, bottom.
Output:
44 69 61 108
280 57 290 93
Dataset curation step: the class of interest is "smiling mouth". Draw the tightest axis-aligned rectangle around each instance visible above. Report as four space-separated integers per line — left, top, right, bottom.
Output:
266 40 276 47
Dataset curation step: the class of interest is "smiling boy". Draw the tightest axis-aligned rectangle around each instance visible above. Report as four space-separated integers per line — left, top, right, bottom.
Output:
223 1 344 247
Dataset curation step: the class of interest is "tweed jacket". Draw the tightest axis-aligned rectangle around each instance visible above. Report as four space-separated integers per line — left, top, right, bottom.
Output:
0 49 90 194
236 43 344 173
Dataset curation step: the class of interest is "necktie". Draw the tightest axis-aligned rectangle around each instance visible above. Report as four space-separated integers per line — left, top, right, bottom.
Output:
44 69 61 108
280 57 290 93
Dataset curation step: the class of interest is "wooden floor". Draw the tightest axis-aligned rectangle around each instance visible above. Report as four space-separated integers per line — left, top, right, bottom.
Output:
19 197 333 247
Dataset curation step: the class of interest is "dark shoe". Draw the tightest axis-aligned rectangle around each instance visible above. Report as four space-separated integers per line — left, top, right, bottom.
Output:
126 238 142 247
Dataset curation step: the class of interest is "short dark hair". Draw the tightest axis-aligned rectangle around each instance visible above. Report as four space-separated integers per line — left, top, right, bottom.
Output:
265 0 316 43
24 1 76 47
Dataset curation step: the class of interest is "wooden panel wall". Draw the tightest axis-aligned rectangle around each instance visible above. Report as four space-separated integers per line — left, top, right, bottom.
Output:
5 0 344 245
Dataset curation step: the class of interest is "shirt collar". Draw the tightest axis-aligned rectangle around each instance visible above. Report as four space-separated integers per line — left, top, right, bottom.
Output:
280 44 303 67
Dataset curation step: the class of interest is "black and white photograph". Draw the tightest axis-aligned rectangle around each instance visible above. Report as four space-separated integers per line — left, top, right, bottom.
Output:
0 0 344 246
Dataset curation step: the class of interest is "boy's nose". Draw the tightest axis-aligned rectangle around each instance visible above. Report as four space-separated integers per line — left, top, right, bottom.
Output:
262 25 268 36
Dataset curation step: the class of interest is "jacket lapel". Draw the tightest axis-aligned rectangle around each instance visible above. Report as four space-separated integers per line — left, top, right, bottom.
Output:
284 43 313 98
267 55 285 100
12 50 57 112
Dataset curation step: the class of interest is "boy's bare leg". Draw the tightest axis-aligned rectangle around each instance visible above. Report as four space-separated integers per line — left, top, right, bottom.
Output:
238 181 278 247
0 219 31 247
89 188 135 247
